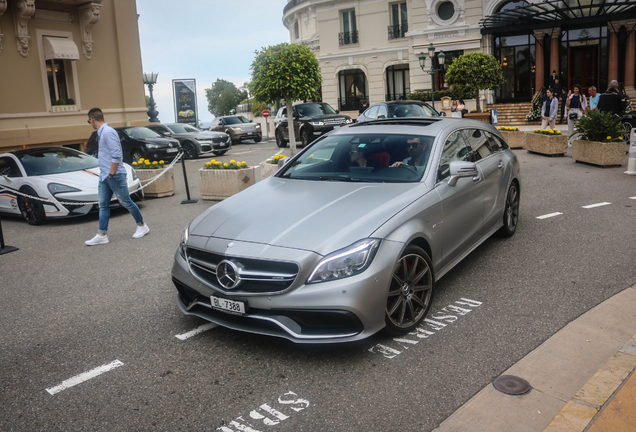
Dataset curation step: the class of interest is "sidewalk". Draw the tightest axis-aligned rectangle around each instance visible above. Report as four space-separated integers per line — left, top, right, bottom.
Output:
433 285 636 432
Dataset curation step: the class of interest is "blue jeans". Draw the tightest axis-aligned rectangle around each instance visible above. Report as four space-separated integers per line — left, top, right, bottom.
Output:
98 173 144 234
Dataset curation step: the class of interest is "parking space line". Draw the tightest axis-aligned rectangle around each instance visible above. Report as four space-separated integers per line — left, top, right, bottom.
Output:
582 202 611 209
630 197 636 200
46 360 123 395
536 212 563 219
175 323 217 340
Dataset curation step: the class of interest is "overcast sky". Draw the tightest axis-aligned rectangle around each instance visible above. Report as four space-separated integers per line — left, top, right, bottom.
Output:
136 0 290 124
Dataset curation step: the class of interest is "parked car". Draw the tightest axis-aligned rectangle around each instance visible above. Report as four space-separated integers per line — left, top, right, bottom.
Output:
274 102 352 148
209 115 262 144
357 100 442 123
146 123 231 158
172 118 520 343
114 126 180 163
178 110 195 118
623 110 636 137
0 147 142 225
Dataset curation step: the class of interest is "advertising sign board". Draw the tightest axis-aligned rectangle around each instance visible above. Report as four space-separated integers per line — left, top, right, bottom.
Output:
173 79 197 125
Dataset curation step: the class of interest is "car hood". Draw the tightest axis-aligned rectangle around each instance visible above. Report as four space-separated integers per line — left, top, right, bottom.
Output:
31 164 135 190
299 114 351 121
189 177 428 255
173 131 226 139
140 137 179 147
226 123 259 130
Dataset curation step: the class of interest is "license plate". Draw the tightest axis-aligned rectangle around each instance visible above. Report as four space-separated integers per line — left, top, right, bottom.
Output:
166 148 178 153
211 296 245 315
333 125 340 129
247 132 253 135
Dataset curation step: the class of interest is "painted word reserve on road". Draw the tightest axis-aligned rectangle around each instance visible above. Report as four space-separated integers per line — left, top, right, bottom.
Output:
369 298 483 359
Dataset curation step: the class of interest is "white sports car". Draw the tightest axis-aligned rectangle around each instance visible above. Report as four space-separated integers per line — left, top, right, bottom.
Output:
0 147 142 225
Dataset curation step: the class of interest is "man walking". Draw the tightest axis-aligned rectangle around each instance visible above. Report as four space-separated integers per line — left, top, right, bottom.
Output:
541 88 559 130
588 86 600 112
85 108 149 246
597 80 627 117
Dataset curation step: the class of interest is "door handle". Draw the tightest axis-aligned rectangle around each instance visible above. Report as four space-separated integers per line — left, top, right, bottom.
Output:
497 161 504 169
472 173 482 182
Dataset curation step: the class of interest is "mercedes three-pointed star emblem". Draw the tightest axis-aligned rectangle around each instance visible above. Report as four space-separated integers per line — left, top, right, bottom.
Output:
216 260 240 289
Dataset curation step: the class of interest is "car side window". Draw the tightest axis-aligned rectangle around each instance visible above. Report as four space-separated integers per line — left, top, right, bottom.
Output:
0 157 22 177
377 105 388 119
485 131 509 152
281 108 287 118
437 131 470 182
366 105 379 119
461 128 492 162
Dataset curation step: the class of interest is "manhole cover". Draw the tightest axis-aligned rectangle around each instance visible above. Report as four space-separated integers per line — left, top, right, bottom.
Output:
493 375 532 395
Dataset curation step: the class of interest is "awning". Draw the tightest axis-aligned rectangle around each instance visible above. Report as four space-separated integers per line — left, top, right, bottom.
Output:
480 0 636 35
43 37 80 60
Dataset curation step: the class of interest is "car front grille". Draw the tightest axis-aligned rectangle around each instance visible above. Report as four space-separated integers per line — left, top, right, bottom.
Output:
212 137 226 143
324 118 346 125
185 247 299 296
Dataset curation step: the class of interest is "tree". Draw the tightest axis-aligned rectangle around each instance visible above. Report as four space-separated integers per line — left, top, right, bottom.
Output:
444 52 504 111
205 79 247 117
250 43 322 154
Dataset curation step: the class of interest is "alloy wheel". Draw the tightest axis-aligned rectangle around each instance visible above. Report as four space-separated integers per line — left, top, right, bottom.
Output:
386 252 433 331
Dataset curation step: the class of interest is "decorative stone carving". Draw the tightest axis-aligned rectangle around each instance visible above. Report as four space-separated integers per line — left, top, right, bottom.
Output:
0 0 7 55
302 13 308 28
13 0 35 58
78 2 101 60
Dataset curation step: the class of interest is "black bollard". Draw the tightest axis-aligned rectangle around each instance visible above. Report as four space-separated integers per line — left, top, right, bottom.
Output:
0 213 18 255
178 148 197 204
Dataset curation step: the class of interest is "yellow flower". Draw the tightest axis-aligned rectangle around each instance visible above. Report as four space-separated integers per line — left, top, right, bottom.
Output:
145 160 150 165
223 163 229 167
153 161 158 164
230 159 236 164
606 136 612 140
132 162 137 165
159 160 164 164
138 158 144 163
242 161 247 166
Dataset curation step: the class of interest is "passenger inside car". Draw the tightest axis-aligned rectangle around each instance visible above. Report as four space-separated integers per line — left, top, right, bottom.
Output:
349 144 380 170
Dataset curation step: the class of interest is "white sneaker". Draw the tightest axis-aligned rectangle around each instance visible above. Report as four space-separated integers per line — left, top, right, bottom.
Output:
85 234 109 246
133 224 150 239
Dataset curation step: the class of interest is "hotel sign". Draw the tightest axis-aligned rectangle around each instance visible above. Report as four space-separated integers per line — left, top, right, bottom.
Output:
173 79 198 125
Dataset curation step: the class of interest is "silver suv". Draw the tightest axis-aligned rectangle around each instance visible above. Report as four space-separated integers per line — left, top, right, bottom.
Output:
209 115 262 144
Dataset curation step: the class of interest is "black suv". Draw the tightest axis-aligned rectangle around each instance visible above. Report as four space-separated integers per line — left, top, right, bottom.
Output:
274 102 352 148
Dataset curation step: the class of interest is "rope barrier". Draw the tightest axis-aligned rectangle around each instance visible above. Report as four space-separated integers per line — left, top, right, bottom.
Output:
0 151 184 206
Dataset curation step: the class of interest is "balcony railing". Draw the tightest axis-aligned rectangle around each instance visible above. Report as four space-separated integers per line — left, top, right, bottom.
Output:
338 30 359 46
283 0 309 14
385 91 411 102
338 97 364 111
388 24 408 40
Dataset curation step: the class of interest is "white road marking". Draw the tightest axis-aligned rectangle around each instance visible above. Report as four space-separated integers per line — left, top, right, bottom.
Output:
218 391 309 431
630 197 636 200
46 360 123 395
582 202 611 209
536 212 563 219
175 323 217 340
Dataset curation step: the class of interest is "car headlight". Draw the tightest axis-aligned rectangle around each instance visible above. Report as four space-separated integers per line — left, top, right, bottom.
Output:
231 127 241 131
179 224 190 258
307 238 381 284
310 121 324 126
345 119 353 124
145 143 161 149
131 168 138 181
48 183 81 195
255 124 261 128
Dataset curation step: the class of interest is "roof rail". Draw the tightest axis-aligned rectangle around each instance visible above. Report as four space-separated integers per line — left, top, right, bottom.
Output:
350 118 442 128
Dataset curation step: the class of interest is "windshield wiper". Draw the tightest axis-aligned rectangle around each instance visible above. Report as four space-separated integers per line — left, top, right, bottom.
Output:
318 175 373 182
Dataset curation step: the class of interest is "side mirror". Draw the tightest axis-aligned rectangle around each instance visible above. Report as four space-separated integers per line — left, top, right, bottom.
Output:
161 131 171 137
440 112 447 117
335 110 340 114
448 161 479 187
0 168 12 182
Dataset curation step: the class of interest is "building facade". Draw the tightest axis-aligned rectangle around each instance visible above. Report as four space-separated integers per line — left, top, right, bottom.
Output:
282 0 636 114
0 0 147 152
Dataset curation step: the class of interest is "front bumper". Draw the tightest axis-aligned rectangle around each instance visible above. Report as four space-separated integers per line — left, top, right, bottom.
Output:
145 147 180 161
230 129 262 141
51 178 142 217
170 237 402 343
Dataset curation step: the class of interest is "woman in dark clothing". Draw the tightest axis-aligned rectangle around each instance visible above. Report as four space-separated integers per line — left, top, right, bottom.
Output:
566 85 587 147
349 144 380 170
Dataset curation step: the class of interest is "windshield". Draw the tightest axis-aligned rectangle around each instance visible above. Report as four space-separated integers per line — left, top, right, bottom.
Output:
222 116 250 125
296 103 338 117
388 103 438 118
123 127 161 139
167 124 199 134
278 133 434 183
17 148 99 176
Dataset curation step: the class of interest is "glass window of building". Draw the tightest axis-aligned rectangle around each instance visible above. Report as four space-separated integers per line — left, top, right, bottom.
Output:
389 2 408 39
436 50 463 90
294 21 300 40
338 69 367 111
437 1 455 21
386 64 410 100
340 10 358 45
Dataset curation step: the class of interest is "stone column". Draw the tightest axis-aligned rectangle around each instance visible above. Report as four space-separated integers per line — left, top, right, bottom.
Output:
550 30 560 79
625 28 635 97
608 29 619 83
534 33 545 90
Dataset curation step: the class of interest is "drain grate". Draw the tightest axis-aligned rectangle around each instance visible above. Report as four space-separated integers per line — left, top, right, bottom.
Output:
493 375 532 395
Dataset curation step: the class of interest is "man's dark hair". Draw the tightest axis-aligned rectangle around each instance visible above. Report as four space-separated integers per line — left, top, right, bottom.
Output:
88 108 104 122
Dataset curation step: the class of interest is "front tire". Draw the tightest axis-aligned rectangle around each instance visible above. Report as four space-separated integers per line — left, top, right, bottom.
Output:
182 141 197 159
18 186 46 225
498 181 520 237
131 149 144 163
276 130 287 148
254 136 262 143
300 129 311 147
625 122 633 138
385 246 434 335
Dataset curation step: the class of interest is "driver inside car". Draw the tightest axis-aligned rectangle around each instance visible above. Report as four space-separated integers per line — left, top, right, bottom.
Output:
390 137 430 173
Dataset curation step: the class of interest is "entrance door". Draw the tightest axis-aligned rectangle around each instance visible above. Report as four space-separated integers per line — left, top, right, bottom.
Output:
568 46 598 96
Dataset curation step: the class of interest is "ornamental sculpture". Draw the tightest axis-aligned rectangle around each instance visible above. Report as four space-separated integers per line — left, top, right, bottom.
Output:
0 0 7 55
78 2 101 60
13 0 35 57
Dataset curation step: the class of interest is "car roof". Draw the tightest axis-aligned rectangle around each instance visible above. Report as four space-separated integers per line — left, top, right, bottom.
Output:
341 118 497 136
383 100 430 105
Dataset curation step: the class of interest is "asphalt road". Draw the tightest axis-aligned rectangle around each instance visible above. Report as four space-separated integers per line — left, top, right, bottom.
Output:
1 141 635 431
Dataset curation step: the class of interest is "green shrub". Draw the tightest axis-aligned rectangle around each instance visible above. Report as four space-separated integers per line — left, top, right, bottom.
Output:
66 98 75 105
55 99 66 106
572 110 626 142
408 87 476 102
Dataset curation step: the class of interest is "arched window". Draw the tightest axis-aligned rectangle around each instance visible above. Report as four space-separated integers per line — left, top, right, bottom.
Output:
496 0 530 13
338 69 367 110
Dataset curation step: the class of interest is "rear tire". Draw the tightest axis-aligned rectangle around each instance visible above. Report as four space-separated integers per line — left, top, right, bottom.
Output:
498 181 520 237
131 149 144 163
254 136 262 143
384 246 434 335
18 186 46 225
625 122 633 138
301 129 311 147
182 141 197 159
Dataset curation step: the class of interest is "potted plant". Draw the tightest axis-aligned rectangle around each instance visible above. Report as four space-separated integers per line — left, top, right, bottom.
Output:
571 110 626 167
132 158 175 198
199 159 261 200
260 154 287 179
526 128 568 156
497 126 526 149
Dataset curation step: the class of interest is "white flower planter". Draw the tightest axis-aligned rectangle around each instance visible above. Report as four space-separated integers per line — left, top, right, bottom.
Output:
135 166 175 198
260 160 280 179
199 166 262 200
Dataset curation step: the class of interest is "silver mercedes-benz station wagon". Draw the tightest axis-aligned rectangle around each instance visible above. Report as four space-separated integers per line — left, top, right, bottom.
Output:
172 118 520 343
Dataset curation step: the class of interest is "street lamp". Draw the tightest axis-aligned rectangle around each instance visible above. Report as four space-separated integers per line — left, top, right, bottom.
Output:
142 72 160 123
418 43 446 110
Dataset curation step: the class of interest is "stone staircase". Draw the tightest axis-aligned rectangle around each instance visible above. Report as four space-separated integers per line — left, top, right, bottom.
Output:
487 102 540 126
